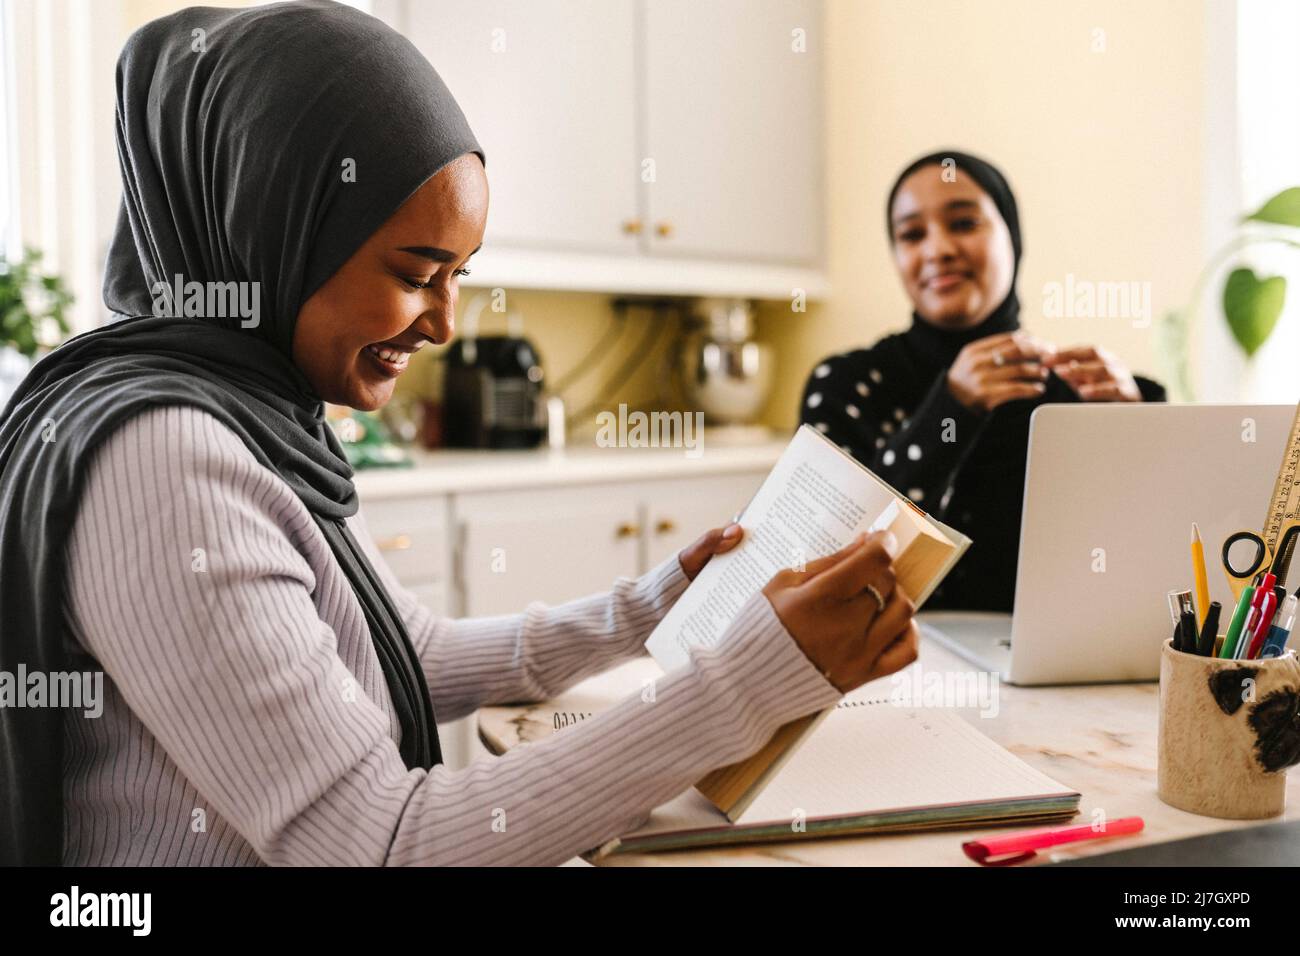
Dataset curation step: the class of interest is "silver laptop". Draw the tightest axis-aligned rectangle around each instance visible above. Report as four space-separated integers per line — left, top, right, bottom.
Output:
921 403 1295 685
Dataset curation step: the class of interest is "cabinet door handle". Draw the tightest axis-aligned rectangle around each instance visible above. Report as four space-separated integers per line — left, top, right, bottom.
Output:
376 533 413 552
655 221 674 238
621 218 643 235
615 522 642 539
654 518 676 535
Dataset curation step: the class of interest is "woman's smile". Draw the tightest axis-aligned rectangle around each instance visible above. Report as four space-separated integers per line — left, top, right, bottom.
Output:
924 270 973 293
362 342 421 378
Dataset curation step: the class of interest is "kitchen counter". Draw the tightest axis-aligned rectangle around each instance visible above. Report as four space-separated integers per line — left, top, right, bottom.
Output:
352 435 789 500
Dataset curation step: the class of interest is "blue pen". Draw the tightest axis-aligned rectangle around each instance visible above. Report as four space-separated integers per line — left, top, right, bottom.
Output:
1259 594 1298 659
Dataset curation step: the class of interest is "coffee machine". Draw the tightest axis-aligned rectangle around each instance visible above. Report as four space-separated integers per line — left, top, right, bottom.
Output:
442 335 546 449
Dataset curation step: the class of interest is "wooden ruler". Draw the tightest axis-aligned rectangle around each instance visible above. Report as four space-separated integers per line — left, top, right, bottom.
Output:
1261 403 1300 571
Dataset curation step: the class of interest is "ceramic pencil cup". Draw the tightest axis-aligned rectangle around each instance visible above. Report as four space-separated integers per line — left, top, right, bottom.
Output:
1158 640 1300 818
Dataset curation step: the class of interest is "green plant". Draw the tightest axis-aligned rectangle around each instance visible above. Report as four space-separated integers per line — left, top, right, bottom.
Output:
1161 186 1300 401
0 247 73 358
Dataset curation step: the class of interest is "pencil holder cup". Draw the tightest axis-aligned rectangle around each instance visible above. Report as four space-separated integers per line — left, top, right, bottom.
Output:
1158 640 1300 819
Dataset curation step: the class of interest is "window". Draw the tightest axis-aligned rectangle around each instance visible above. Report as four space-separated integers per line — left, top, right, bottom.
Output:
1232 0 1300 402
1200 0 1300 402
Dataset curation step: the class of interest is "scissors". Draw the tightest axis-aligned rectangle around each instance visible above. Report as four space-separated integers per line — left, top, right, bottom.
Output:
1221 519 1300 603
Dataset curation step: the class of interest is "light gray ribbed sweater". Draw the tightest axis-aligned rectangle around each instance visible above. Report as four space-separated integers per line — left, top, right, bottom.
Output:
59 405 841 865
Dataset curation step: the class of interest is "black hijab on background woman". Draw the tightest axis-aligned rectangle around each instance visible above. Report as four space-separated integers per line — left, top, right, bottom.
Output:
0 0 483 864
798 150 1164 613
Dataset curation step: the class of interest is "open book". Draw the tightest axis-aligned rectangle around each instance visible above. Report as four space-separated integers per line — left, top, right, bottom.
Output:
645 424 972 820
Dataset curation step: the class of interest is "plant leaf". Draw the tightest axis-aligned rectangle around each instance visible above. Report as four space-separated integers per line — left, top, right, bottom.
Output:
1223 267 1287 356
1243 187 1300 227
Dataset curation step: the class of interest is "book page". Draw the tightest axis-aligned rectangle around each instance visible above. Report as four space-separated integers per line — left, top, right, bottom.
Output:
646 426 901 671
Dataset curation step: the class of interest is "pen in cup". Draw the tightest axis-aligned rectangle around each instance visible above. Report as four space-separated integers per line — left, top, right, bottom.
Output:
1197 601 1221 657
1260 594 1298 659
1167 590 1195 653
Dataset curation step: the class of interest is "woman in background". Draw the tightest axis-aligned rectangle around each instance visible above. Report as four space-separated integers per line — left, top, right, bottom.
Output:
800 151 1165 612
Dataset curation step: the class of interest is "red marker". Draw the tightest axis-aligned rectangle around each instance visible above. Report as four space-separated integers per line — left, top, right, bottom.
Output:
962 817 1145 866
1245 573 1278 659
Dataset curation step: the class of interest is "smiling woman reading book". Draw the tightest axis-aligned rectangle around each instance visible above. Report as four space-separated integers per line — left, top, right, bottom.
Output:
0 1 918 867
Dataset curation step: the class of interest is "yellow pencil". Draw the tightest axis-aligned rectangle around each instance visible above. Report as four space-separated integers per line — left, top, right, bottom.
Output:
1191 522 1210 629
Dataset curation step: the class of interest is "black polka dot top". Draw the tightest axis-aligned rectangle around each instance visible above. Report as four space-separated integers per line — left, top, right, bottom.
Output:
798 323 1166 612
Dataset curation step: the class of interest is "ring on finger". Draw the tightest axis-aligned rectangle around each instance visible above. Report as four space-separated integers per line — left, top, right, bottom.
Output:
864 583 886 613
992 350 1006 368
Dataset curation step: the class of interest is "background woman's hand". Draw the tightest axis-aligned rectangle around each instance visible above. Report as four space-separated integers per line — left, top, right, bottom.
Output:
762 531 919 694
1043 345 1142 402
678 522 744 581
945 331 1056 413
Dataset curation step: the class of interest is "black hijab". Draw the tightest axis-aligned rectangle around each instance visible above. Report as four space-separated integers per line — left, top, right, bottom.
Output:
886 150 1023 374
0 0 482 864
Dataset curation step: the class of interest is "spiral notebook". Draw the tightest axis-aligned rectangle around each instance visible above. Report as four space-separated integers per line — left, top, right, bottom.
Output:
589 696 1080 859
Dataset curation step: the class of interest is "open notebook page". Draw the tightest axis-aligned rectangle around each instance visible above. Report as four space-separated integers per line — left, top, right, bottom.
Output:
616 703 1077 839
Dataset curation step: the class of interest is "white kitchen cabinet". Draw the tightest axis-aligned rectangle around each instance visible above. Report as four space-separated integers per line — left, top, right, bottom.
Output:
358 494 453 617
403 581 450 618
642 0 823 265
401 0 642 256
639 473 766 568
454 472 765 617
362 467 774 619
392 0 826 298
453 485 644 617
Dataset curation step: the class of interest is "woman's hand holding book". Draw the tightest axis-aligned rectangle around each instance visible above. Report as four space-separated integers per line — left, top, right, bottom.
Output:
762 531 919 694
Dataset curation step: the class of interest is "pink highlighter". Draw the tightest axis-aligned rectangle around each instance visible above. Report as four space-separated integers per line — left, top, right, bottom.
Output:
962 817 1145 866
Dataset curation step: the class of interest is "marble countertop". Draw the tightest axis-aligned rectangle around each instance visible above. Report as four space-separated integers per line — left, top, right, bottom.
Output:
478 627 1300 866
